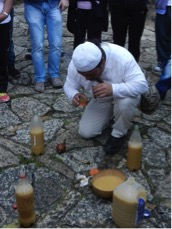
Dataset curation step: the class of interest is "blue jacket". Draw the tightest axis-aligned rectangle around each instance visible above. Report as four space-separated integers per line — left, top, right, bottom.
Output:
155 0 169 14
23 0 60 9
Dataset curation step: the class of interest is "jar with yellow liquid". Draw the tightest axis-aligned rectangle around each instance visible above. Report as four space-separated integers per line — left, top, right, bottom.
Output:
30 113 44 155
16 170 36 227
112 177 146 228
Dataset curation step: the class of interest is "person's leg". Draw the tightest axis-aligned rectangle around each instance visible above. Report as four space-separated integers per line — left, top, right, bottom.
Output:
104 96 140 154
7 8 15 66
87 10 102 43
24 3 46 85
112 97 140 137
156 59 171 100
155 8 171 65
0 23 10 101
73 9 87 49
110 6 128 47
25 28 32 60
7 8 20 78
79 97 113 139
128 8 147 62
46 4 62 85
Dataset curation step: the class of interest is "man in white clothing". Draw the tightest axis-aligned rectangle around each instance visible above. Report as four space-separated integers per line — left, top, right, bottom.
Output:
63 41 148 154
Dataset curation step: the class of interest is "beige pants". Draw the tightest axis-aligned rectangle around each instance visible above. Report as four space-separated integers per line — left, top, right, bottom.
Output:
79 96 140 138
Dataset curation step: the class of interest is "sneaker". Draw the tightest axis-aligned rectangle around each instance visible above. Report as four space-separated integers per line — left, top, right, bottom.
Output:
154 62 163 72
25 49 32 60
0 93 10 102
51 77 63 88
8 66 20 78
103 135 126 154
35 82 44 93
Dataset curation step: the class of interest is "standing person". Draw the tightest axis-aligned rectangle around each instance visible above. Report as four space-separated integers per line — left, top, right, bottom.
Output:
67 0 108 49
156 59 171 100
64 42 148 154
109 0 148 62
0 0 13 102
7 7 20 79
154 0 171 73
24 0 69 93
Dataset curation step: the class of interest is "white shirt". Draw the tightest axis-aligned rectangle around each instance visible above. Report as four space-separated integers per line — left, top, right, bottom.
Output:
0 0 11 24
64 43 148 101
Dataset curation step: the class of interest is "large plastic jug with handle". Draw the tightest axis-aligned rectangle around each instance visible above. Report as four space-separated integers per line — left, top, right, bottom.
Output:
112 176 146 228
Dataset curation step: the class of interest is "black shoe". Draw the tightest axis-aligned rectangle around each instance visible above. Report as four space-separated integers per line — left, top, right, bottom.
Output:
103 135 126 154
8 66 20 78
61 51 65 58
25 49 32 60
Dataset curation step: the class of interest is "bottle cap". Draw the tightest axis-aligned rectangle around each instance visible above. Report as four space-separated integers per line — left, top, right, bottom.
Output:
144 209 151 218
134 125 139 131
19 169 26 178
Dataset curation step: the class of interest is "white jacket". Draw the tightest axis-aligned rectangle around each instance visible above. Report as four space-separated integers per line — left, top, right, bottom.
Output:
64 43 148 101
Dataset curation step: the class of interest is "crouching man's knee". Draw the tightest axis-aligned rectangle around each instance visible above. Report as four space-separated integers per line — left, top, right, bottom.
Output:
78 122 101 139
78 127 97 139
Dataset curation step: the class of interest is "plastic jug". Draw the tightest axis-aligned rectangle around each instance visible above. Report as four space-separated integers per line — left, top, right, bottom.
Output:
112 177 146 228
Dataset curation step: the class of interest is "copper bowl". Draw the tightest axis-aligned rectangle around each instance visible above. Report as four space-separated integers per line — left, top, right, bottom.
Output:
91 169 126 199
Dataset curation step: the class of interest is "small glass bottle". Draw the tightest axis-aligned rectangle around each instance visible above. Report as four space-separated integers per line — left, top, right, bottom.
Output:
15 170 36 227
127 125 142 171
30 113 44 155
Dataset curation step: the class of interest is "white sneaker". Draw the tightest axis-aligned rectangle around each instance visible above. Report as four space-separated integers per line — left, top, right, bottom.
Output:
154 62 163 72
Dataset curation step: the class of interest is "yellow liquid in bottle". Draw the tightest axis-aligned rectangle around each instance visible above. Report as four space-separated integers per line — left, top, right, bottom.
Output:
30 128 44 155
127 142 142 171
16 190 36 227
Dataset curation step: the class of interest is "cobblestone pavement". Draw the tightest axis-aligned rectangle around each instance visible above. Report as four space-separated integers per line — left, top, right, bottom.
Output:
0 3 171 228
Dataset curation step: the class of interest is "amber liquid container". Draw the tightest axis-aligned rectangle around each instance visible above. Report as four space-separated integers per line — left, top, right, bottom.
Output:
127 125 142 171
112 177 146 228
30 128 44 155
30 113 44 155
16 171 36 227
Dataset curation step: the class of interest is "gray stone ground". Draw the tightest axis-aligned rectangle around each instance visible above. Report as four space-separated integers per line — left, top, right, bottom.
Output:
0 3 171 228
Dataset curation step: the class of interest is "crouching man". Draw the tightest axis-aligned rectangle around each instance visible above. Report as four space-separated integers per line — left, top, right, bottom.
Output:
63 42 148 154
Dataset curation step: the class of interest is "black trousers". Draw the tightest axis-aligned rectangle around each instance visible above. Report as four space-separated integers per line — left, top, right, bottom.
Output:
73 9 102 49
110 6 147 62
0 22 10 92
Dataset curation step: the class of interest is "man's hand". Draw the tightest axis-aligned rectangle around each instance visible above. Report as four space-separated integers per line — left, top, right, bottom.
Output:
92 83 113 98
72 93 88 107
58 0 69 11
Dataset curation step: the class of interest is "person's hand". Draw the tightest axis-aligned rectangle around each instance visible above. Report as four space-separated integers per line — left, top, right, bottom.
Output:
0 12 8 23
92 83 113 98
72 93 88 107
58 0 69 11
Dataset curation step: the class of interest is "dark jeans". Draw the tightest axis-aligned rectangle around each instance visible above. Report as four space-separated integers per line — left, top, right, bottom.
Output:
73 9 102 49
155 6 171 64
0 22 10 92
110 6 147 62
7 7 15 67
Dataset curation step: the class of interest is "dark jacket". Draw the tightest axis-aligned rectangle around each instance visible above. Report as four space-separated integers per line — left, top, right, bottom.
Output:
109 0 148 10
67 0 109 34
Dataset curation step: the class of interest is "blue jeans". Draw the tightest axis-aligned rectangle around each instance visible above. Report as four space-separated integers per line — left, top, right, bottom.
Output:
24 3 62 82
